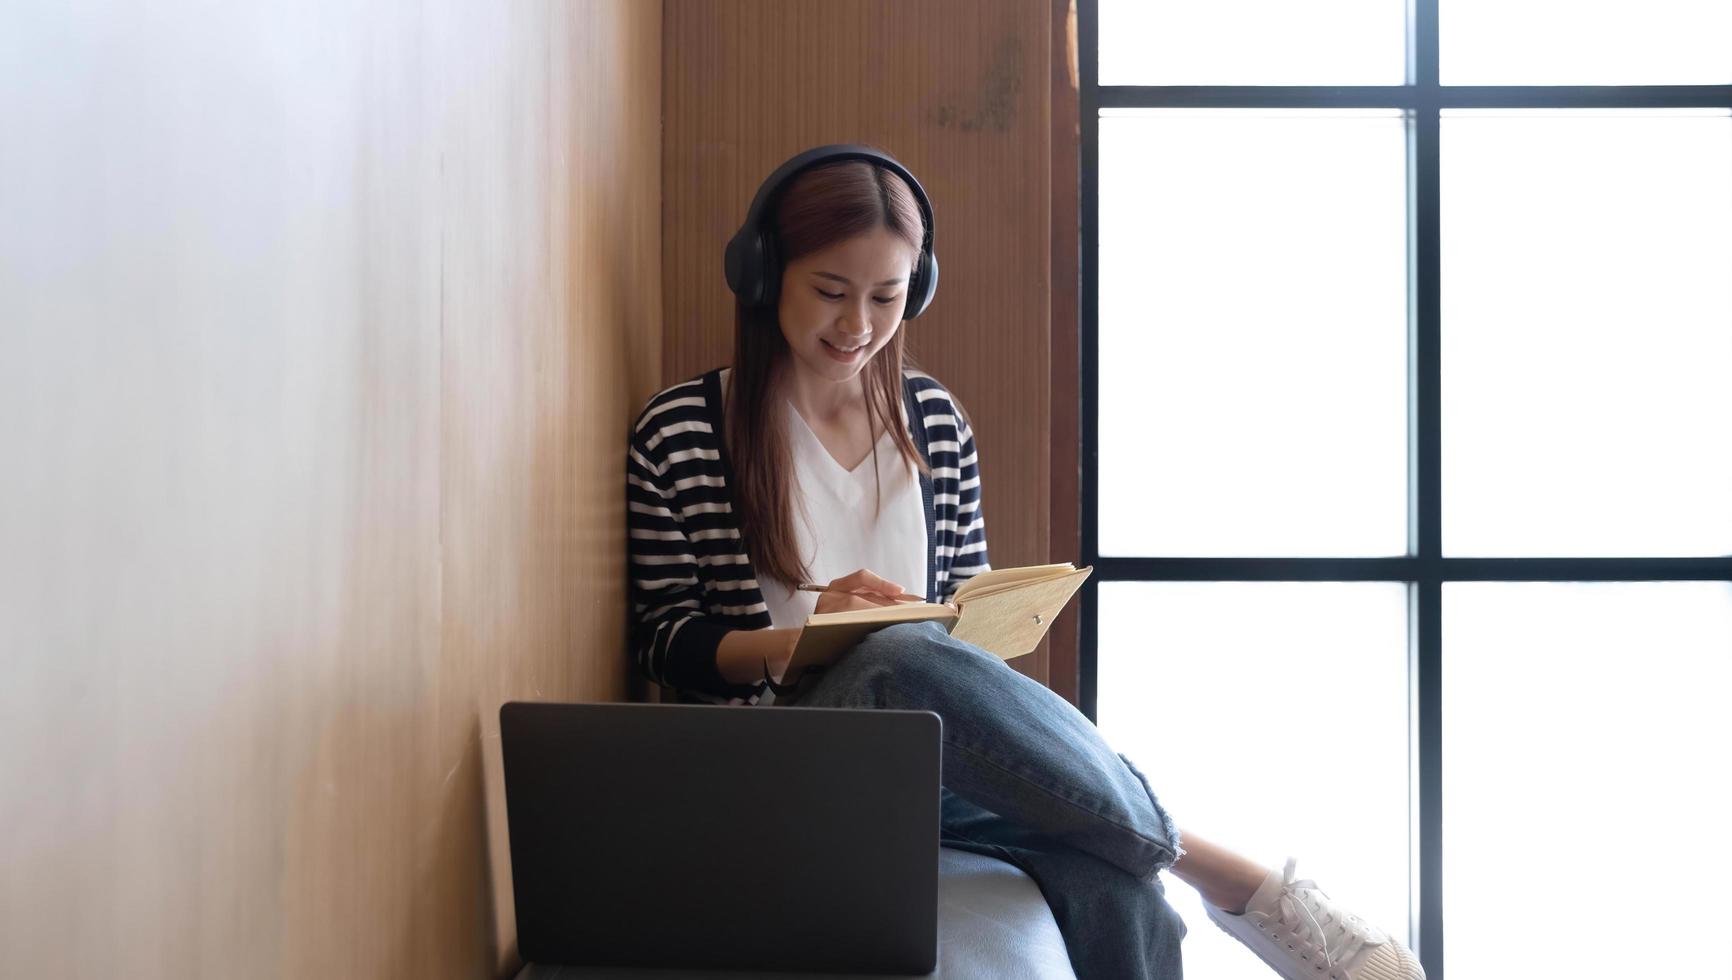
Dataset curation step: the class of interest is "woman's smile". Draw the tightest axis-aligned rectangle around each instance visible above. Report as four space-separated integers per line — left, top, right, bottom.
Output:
821 337 868 360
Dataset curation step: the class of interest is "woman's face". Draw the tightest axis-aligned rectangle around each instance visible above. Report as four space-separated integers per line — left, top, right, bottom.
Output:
777 226 917 386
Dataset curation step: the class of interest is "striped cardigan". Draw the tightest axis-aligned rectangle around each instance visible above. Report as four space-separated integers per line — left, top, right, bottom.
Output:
627 367 990 703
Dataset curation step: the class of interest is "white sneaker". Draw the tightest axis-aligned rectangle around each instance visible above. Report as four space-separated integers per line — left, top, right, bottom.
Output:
1204 858 1425 980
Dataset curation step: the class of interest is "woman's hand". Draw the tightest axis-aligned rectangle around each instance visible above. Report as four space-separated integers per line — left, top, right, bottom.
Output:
715 571 917 687
765 627 800 682
717 627 802 685
813 568 913 615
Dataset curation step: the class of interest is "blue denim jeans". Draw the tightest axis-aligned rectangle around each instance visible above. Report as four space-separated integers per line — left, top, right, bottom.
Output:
788 621 1188 980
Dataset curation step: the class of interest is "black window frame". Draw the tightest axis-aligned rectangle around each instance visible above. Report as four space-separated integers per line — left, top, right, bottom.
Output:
1077 2 1732 976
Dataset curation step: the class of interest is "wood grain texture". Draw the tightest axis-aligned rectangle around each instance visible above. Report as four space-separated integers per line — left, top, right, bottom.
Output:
0 2 661 977
1048 0 1083 706
663 0 1055 684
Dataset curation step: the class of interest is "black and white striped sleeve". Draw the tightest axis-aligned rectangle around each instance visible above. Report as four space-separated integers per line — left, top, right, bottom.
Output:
942 407 991 600
626 405 754 701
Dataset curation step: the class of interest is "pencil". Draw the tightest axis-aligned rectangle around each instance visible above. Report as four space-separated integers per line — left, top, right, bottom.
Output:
795 583 926 603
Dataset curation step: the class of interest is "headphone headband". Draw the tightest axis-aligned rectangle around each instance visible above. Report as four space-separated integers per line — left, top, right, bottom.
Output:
724 144 939 319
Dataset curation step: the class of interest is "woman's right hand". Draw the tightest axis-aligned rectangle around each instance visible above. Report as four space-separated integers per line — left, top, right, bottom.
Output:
814 568 912 615
719 569 912 686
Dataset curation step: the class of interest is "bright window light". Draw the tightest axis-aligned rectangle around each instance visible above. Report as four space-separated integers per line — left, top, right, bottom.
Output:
1444 582 1732 978
1098 581 1412 980
1442 110 1732 557
1099 0 1405 85
1443 0 1732 85
1098 110 1409 558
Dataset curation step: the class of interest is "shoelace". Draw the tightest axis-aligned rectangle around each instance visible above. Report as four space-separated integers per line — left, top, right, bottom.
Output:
1267 858 1384 971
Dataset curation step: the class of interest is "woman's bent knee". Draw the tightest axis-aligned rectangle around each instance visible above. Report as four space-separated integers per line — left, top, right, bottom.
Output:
851 620 949 662
834 621 964 687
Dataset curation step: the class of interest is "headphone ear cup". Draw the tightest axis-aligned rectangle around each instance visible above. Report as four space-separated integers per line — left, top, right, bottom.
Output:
758 231 781 311
903 250 938 320
724 230 780 309
723 231 759 305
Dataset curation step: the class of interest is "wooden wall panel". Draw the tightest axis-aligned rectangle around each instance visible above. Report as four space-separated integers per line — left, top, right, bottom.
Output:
1048 0 1083 705
663 0 1055 684
0 2 661 977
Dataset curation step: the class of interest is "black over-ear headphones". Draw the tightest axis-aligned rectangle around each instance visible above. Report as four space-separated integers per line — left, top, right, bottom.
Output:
724 144 938 319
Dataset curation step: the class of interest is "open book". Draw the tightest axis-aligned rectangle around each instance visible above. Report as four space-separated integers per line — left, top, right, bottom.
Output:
776 563 1093 690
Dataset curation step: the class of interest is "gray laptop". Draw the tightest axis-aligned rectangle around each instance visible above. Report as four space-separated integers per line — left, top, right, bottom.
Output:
499 701 942 975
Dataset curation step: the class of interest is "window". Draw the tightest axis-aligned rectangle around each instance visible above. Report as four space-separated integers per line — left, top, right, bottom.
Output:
1081 3 1732 977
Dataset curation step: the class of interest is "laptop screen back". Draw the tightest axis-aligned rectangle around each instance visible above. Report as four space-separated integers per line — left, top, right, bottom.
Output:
500 701 941 974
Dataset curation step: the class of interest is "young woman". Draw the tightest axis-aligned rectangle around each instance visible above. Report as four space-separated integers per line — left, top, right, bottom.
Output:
627 145 1424 980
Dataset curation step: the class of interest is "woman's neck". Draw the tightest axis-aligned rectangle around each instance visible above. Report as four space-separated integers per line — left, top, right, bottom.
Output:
782 362 867 425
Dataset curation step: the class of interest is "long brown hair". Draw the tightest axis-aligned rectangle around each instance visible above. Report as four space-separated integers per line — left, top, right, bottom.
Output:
726 159 928 589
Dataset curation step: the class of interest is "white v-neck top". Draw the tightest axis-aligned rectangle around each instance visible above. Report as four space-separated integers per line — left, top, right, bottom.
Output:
632 366 989 703
760 400 930 630
712 369 930 635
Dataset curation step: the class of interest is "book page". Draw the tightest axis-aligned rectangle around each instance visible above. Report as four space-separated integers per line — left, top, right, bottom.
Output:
949 567 1091 659
951 562 1077 603
802 601 956 628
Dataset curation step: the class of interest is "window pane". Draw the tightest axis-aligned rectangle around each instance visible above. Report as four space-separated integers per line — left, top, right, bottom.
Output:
1098 111 1408 557
1098 582 1412 980
1443 0 1732 85
1442 110 1732 557
1099 0 1405 85
1445 582 1732 979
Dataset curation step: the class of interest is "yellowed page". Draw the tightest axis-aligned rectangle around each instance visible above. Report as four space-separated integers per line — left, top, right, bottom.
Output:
951 562 1077 602
949 567 1092 659
951 568 1081 604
